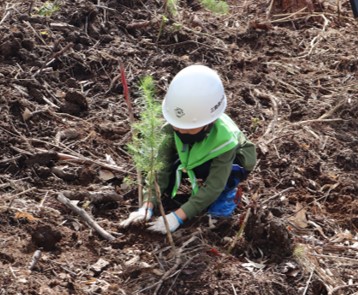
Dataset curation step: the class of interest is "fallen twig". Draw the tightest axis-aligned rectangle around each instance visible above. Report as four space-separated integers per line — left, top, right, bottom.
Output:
318 100 346 120
298 14 330 58
266 0 274 18
9 266 17 278
62 190 122 202
57 193 115 241
0 183 11 190
292 118 344 125
33 43 74 78
328 283 358 295
302 267 315 295
36 148 133 175
231 283 238 295
23 21 51 48
270 7 309 23
228 207 251 253
0 3 16 26
228 191 259 253
7 187 36 211
152 235 197 295
28 250 42 271
311 253 358 263
295 244 345 293
254 89 280 154
261 187 294 205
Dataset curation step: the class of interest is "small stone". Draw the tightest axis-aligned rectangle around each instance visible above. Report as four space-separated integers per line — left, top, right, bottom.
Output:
90 258 110 273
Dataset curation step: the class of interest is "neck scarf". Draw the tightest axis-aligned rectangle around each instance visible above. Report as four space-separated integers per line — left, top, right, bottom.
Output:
172 114 241 197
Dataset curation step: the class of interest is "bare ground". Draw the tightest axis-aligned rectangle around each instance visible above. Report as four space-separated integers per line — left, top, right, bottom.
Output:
0 0 357 294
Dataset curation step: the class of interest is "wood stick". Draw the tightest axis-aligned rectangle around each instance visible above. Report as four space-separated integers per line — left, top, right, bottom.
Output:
228 191 260 253
153 235 197 295
119 63 144 206
228 207 251 253
254 89 279 154
328 283 358 295
292 118 344 125
57 193 115 241
36 148 133 175
302 267 315 295
62 190 122 202
7 187 36 211
261 187 294 205
0 3 14 26
28 250 42 271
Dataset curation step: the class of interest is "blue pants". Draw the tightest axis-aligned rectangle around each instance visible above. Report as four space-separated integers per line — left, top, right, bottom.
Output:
207 164 245 217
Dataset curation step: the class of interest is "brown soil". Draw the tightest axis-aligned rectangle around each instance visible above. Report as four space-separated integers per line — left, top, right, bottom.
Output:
0 1 357 294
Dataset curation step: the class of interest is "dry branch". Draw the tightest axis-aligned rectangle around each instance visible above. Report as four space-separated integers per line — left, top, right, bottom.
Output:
261 187 294 205
7 187 36 211
254 89 280 154
228 191 259 253
0 4 14 26
328 284 358 295
62 190 122 202
57 193 115 241
36 148 132 175
152 235 198 295
28 250 42 271
318 99 346 120
302 267 315 295
292 118 344 125
295 244 346 293
228 206 252 253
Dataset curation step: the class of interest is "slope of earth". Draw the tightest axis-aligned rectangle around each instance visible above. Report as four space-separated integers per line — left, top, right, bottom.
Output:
0 0 357 294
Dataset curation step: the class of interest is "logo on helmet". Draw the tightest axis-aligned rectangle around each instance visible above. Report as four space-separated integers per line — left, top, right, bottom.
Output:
210 95 225 113
175 107 185 118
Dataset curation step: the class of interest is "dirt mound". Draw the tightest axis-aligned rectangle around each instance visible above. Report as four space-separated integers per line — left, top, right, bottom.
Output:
0 0 357 294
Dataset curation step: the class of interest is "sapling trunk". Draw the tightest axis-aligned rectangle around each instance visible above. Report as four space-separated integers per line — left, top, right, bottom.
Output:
154 177 175 249
127 76 175 249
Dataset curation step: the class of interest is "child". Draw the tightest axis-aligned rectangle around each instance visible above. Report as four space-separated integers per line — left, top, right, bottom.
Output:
120 65 256 234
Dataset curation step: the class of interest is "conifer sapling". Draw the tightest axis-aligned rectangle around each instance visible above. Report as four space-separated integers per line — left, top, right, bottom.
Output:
127 76 175 248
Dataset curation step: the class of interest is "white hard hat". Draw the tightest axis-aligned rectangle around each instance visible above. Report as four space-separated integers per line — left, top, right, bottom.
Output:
162 65 227 129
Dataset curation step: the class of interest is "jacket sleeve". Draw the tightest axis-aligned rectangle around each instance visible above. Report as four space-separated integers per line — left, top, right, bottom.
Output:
180 148 236 219
235 131 257 172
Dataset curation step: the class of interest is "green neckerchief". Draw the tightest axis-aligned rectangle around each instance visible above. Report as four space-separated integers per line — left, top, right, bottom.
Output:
172 113 240 197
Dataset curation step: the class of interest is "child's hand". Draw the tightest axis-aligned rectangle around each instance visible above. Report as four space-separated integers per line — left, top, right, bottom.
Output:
120 206 153 227
147 212 183 234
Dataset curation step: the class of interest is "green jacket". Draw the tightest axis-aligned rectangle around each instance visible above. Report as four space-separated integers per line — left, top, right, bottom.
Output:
144 114 257 219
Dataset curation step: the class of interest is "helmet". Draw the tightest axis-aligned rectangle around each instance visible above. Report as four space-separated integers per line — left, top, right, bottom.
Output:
162 65 227 129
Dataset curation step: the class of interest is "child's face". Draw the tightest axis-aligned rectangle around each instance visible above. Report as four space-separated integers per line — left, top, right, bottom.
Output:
172 126 205 135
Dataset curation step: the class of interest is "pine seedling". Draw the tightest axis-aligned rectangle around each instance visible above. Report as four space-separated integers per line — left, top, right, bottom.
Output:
167 0 179 17
128 76 175 249
127 76 165 186
156 0 180 43
120 64 143 205
36 1 60 17
199 0 229 14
